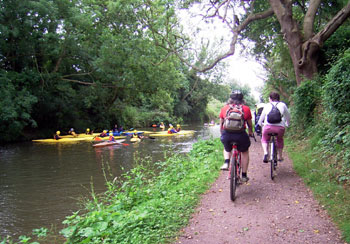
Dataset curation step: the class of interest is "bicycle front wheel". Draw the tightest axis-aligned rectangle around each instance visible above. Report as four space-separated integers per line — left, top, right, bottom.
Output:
230 157 237 201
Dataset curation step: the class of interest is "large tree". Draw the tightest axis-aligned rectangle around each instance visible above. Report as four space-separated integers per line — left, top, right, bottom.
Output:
148 0 350 86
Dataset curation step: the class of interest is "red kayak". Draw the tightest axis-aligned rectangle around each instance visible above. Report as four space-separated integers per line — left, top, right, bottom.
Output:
92 139 125 148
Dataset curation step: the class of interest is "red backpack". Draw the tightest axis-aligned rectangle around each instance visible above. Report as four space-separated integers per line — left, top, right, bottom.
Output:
223 105 245 132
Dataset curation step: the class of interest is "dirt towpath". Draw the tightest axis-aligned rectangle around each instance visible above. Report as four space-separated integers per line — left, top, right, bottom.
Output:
176 137 345 244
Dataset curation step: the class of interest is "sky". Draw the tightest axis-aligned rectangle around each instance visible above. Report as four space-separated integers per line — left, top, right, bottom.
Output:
177 3 266 100
227 54 266 99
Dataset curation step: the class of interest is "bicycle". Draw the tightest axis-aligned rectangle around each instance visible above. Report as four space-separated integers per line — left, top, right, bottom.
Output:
228 143 241 201
268 133 278 180
227 135 256 201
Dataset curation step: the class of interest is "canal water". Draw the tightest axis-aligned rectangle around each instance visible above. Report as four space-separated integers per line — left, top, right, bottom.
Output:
0 124 220 238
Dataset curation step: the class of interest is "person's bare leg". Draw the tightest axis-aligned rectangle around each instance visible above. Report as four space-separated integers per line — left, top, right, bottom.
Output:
262 142 268 155
241 150 249 173
224 149 231 160
221 149 231 170
262 142 269 162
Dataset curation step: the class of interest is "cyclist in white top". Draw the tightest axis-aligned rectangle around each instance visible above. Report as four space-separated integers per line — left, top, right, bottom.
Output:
257 92 291 163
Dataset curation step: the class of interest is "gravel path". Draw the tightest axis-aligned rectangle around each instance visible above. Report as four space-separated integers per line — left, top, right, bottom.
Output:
176 137 345 244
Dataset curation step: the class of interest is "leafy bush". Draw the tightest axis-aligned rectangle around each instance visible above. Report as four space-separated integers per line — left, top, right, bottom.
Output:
120 105 175 128
290 78 321 131
310 49 350 182
0 71 38 142
323 49 350 127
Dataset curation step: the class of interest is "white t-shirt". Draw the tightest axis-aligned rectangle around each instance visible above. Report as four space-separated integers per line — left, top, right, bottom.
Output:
257 101 290 127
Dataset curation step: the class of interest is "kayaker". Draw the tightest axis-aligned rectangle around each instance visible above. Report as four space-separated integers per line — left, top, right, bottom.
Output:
168 124 178 134
85 128 93 135
112 124 119 133
108 131 115 141
132 130 144 139
54 131 61 140
176 124 181 132
159 122 165 130
68 128 78 137
99 130 108 137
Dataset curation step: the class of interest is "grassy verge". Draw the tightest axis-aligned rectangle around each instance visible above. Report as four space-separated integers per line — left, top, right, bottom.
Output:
285 136 350 242
60 138 223 244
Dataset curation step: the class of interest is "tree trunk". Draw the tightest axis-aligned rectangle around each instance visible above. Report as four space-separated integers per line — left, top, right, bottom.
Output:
270 0 350 86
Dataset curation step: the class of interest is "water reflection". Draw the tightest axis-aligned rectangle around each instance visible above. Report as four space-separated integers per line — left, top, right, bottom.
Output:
0 125 220 238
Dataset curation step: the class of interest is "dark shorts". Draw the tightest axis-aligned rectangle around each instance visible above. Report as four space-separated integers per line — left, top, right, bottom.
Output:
220 130 251 152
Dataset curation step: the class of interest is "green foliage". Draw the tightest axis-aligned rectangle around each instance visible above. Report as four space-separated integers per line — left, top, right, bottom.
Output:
290 79 322 130
319 25 350 74
319 49 350 175
206 98 224 121
261 37 296 102
323 49 350 127
290 48 350 186
119 105 174 128
0 71 38 142
0 0 225 141
60 139 223 244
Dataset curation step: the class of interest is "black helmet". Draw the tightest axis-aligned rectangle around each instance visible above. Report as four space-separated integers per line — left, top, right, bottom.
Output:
230 90 243 101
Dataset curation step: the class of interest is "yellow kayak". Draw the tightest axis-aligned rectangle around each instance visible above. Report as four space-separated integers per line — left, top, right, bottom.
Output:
130 137 141 143
33 137 88 143
33 135 126 143
148 130 195 137
60 133 100 138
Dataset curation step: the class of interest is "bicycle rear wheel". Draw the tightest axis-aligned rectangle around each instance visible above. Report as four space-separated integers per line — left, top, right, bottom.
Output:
230 157 237 201
270 140 276 180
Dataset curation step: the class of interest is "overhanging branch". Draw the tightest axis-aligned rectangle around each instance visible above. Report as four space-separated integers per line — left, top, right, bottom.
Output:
312 2 350 46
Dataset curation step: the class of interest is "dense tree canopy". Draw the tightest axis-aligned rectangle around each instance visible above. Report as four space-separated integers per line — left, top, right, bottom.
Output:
0 0 256 142
153 0 350 85
3 0 349 143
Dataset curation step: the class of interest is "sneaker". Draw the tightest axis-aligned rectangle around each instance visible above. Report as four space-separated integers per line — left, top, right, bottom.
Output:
220 162 229 170
263 154 268 163
278 158 284 162
241 176 249 183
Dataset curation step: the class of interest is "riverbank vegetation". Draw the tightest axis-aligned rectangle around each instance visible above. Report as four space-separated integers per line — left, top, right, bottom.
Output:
60 139 222 243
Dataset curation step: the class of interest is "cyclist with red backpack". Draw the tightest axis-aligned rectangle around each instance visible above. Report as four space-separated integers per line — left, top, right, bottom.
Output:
256 92 291 163
219 90 253 183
